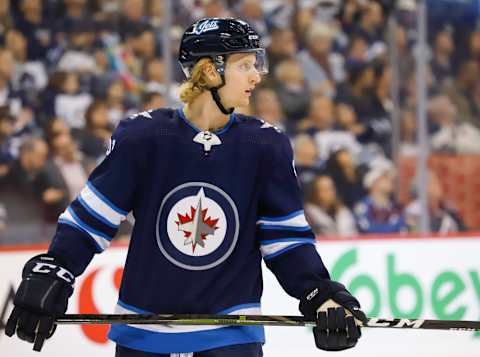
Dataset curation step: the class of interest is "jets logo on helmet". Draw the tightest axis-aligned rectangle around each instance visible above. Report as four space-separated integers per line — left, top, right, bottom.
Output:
193 19 219 34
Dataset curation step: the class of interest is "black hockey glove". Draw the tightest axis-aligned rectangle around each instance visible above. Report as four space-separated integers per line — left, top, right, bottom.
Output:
299 280 367 351
5 254 75 352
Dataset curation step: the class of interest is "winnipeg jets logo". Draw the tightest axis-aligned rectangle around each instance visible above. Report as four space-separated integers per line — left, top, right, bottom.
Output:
156 182 239 270
193 20 219 34
176 189 219 253
165 187 227 257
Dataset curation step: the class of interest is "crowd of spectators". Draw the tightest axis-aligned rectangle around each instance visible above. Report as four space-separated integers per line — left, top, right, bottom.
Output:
0 0 477 244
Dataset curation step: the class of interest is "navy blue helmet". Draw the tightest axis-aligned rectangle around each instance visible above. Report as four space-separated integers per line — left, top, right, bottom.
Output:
178 18 268 79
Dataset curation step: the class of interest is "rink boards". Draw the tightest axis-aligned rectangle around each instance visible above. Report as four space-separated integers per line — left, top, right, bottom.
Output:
1 235 479 357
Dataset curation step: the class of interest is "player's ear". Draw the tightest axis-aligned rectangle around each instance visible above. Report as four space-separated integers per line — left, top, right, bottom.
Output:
202 62 222 87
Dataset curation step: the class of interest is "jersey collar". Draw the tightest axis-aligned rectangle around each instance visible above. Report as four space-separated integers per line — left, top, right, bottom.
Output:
177 108 235 135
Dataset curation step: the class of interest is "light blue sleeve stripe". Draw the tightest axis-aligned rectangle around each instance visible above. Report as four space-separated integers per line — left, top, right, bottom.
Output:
258 209 304 222
263 242 314 261
58 218 103 252
258 224 311 231
77 196 119 229
260 237 316 246
68 207 113 242
87 181 128 216
217 303 261 314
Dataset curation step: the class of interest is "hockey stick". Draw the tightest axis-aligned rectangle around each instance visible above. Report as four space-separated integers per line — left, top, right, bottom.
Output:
56 314 480 331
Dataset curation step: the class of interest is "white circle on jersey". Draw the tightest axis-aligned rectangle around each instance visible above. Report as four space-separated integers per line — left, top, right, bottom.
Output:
166 188 227 257
156 182 240 271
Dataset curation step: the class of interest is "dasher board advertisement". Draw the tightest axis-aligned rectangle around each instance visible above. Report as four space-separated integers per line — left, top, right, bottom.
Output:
1 236 479 357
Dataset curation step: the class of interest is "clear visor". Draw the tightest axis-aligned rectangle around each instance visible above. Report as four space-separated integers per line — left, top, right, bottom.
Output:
180 48 268 79
246 48 269 75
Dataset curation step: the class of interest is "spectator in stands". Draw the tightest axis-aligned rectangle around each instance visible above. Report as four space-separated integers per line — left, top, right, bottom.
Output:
335 100 365 137
339 0 362 34
78 100 112 161
292 134 322 189
0 136 48 191
0 48 23 110
338 61 376 119
201 0 231 19
44 117 71 143
0 107 15 177
236 0 268 43
105 79 131 126
117 0 149 40
90 45 119 98
364 62 394 157
429 94 480 153
399 109 418 156
147 0 166 28
325 148 366 209
441 59 480 128
354 158 407 233
0 0 13 43
394 25 415 80
53 71 93 132
265 27 298 75
305 174 358 237
141 91 165 111
297 22 345 92
430 26 455 86
14 0 52 61
274 58 310 122
405 170 467 233
49 132 89 201
300 94 361 162
54 0 89 37
57 19 97 74
117 0 148 40
252 87 288 132
467 28 480 63
403 63 438 109
352 0 385 45
345 34 370 63
143 57 166 93
130 26 157 62
5 29 48 107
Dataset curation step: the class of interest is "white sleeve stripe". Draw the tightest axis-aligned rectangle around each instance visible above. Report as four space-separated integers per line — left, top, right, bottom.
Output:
260 239 313 258
256 213 309 228
59 209 111 251
80 185 126 226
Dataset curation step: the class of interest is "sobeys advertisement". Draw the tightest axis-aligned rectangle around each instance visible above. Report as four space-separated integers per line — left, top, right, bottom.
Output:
1 236 479 357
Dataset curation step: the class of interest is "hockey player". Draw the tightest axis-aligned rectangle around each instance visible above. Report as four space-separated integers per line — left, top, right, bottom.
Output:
5 18 367 356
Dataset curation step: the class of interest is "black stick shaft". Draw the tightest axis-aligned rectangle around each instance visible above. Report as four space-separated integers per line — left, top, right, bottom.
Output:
55 314 480 331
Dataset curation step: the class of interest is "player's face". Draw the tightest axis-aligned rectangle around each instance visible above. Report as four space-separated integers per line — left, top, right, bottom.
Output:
221 53 262 108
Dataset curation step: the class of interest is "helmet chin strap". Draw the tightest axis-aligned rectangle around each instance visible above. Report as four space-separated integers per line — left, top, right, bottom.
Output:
210 55 234 115
209 87 233 115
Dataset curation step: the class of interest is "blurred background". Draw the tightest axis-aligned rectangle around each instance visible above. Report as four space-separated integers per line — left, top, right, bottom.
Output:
1 0 480 243
1 1 480 357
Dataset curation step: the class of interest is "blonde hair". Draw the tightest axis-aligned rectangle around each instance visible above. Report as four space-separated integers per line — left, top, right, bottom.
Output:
179 58 213 104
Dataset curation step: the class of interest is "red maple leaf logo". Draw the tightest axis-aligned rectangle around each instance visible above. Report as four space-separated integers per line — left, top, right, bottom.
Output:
176 206 219 252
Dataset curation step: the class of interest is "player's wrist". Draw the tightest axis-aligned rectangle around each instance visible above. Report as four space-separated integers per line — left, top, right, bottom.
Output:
298 280 347 319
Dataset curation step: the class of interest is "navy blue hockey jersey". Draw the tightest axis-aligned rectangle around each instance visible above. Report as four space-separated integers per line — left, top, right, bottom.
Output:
48 108 330 353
